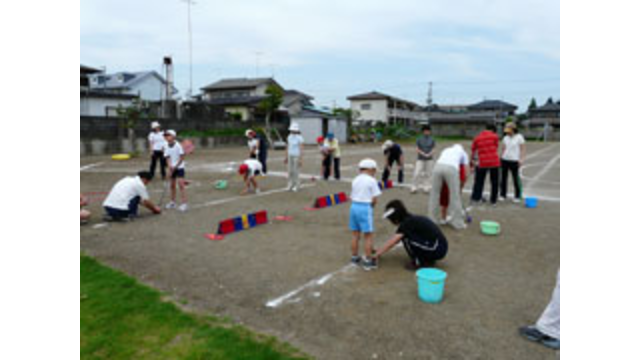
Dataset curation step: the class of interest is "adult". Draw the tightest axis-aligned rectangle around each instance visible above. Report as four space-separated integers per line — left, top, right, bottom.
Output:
470 123 501 206
103 171 162 221
148 121 167 180
375 200 448 269
500 122 526 202
428 144 469 230
381 140 404 184
246 129 259 159
519 270 560 350
285 122 304 192
411 124 436 193
323 133 341 180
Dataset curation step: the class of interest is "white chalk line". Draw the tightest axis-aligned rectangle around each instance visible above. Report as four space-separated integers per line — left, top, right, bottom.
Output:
266 264 357 308
520 162 560 185
192 183 316 209
80 162 104 171
524 153 561 193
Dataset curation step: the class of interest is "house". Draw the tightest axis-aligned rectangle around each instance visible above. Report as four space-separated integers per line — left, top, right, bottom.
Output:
89 70 177 101
81 65 136 117
347 91 428 126
282 90 314 117
467 99 518 119
528 98 560 127
200 77 285 121
291 107 348 144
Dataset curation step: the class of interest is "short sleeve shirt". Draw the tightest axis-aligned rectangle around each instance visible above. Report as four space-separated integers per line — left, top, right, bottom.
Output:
287 134 304 157
164 142 185 169
437 145 469 169
324 139 341 158
103 176 149 210
417 135 436 160
385 144 403 161
502 134 525 161
350 173 382 203
148 131 166 151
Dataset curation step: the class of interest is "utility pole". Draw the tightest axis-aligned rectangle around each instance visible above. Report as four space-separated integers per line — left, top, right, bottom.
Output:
181 0 196 98
427 81 433 107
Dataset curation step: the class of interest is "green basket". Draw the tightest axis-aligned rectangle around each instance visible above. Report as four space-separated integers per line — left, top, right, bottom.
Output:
480 221 501 235
214 180 228 190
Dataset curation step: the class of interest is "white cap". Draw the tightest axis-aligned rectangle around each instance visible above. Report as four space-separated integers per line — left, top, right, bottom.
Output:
289 122 300 132
151 121 161 129
245 129 255 137
382 140 393 150
358 158 378 170
165 129 177 137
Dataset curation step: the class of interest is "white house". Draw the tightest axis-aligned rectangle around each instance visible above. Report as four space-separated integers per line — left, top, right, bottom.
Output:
89 71 177 101
291 107 348 145
81 65 136 116
347 91 428 125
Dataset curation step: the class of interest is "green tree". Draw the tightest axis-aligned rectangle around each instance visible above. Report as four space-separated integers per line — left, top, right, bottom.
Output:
116 99 149 155
332 107 360 137
258 84 284 146
528 98 538 112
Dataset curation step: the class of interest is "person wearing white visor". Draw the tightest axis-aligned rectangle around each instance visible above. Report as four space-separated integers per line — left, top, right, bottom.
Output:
349 158 382 271
285 123 304 192
148 121 167 180
374 199 448 270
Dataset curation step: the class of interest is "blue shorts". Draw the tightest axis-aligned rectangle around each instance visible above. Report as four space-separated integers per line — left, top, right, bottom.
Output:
171 168 185 179
349 202 374 233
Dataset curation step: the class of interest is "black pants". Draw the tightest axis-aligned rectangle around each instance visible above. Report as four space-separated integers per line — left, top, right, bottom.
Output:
104 196 141 220
471 167 499 204
259 153 268 174
403 241 448 267
500 160 522 199
323 156 341 180
149 150 166 179
382 157 404 183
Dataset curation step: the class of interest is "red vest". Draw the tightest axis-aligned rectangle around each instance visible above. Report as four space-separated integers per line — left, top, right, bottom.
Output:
472 131 500 168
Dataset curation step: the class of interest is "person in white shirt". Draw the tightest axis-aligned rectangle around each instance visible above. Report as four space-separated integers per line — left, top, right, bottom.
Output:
238 159 263 195
102 171 162 221
246 129 259 159
163 130 188 212
500 122 526 202
148 121 167 180
428 144 469 230
285 123 304 192
349 159 383 271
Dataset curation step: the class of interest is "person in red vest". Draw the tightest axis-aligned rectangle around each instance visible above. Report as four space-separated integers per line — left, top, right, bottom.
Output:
470 123 501 206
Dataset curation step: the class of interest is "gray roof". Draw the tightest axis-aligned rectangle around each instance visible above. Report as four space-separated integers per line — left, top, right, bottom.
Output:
81 64 102 74
282 89 314 108
201 77 278 91
205 96 266 106
347 91 420 107
532 100 560 112
89 71 177 93
468 100 517 111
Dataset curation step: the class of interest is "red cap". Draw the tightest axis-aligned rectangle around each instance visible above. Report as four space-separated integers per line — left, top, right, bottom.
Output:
316 136 324 144
238 164 249 174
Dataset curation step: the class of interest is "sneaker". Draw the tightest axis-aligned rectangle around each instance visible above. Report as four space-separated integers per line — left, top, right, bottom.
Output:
513 198 522 204
498 197 506 202
362 258 378 271
438 218 448 225
410 187 417 194
165 201 177 209
178 203 189 212
519 326 560 350
350 256 362 265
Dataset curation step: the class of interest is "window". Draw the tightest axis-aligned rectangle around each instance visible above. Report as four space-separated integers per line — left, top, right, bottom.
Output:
360 103 371 110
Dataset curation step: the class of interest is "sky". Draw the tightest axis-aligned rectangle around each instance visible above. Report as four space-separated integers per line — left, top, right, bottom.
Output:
80 0 559 111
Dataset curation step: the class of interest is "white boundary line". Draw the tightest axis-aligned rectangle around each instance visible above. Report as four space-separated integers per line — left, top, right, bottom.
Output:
80 162 104 172
524 153 561 192
192 183 316 209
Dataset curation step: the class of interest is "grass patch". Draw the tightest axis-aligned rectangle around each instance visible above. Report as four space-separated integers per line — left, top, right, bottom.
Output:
81 255 309 360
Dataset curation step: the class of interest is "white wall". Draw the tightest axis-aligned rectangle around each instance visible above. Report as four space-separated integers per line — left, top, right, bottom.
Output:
329 119 348 143
80 97 133 117
130 76 166 101
293 117 323 144
350 99 389 123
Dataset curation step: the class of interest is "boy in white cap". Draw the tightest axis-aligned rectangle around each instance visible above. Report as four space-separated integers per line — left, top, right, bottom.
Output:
350 159 382 270
285 123 304 192
148 121 167 180
164 130 188 212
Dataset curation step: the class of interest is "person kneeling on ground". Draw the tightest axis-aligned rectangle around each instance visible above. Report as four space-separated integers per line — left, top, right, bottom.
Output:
239 158 263 195
80 193 91 224
103 171 162 221
349 159 382 271
374 200 448 270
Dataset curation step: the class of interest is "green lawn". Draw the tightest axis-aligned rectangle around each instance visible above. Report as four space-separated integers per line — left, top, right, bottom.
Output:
81 255 309 360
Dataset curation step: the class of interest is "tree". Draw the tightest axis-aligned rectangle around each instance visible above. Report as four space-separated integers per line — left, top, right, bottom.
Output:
116 99 149 155
332 107 360 137
258 84 284 146
528 98 538 112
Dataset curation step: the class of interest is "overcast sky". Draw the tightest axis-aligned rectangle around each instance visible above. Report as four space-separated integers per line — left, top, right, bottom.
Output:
81 0 559 110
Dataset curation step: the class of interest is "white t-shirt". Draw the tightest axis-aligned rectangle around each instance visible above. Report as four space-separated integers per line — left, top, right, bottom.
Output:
103 176 150 210
244 159 263 175
351 173 382 203
502 134 525 161
164 142 185 169
248 138 260 156
148 131 166 151
437 145 469 169
287 134 304 157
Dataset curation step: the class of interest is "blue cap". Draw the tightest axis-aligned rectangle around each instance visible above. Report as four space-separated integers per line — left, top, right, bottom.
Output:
327 132 334 139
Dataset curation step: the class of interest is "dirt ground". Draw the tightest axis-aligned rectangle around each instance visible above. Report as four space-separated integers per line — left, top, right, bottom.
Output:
81 140 560 360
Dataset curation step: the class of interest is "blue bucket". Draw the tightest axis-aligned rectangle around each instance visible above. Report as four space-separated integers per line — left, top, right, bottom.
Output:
416 268 448 303
525 197 538 208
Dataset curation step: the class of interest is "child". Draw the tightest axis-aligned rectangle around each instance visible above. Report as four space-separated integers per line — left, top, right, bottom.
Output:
239 158 263 195
164 130 188 212
439 164 467 225
350 159 382 271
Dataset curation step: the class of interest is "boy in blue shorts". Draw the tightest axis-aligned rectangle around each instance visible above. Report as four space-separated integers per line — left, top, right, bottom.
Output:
350 158 382 271
164 130 188 212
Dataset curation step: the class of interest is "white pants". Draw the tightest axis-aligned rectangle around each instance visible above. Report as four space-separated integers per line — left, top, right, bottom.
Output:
287 155 300 190
536 270 560 339
429 164 465 229
412 159 434 191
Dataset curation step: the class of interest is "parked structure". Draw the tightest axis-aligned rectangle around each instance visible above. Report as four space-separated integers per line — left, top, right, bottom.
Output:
89 70 178 101
291 107 348 144
347 91 428 126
